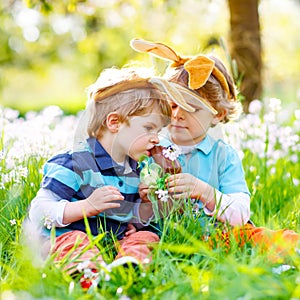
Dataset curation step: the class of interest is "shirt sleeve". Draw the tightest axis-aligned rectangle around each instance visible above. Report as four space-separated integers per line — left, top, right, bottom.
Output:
204 191 250 226
129 198 154 229
28 188 71 229
41 152 82 200
218 145 250 195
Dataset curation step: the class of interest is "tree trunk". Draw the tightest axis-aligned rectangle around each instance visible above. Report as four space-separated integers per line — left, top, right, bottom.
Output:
228 0 262 113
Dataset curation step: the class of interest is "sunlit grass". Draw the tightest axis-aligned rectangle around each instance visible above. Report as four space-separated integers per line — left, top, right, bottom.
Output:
0 99 299 299
1 67 87 116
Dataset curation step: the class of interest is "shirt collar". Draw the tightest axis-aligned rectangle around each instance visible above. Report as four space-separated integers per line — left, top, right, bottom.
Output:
87 137 137 172
194 135 216 155
160 132 216 156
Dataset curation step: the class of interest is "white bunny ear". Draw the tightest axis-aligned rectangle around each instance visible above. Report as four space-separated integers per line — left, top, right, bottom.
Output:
130 38 181 63
149 77 195 112
149 77 218 115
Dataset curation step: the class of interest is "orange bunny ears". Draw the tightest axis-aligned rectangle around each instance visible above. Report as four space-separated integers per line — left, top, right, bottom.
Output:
130 38 231 99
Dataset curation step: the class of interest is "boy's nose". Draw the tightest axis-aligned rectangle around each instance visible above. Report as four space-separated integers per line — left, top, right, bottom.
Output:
150 133 159 144
172 106 184 119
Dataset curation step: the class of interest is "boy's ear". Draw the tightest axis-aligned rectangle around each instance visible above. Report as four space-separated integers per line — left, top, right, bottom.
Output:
106 112 120 133
211 109 226 125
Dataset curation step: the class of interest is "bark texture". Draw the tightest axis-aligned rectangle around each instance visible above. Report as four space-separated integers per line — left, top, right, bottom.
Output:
228 0 262 112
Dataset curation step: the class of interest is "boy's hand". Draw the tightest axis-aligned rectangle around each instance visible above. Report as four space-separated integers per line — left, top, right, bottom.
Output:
85 186 124 215
138 183 152 203
124 223 137 236
165 173 201 200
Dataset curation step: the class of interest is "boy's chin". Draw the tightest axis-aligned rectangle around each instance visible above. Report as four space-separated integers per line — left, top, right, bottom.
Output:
170 132 185 143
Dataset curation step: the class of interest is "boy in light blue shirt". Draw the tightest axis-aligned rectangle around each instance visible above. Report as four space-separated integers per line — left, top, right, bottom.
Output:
132 39 299 261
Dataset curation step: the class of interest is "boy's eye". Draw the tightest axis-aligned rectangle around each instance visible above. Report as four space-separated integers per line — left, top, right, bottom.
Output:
193 106 202 112
144 126 154 131
144 125 161 135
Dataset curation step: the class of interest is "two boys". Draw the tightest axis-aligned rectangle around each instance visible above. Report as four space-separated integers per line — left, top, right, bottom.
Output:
26 40 299 289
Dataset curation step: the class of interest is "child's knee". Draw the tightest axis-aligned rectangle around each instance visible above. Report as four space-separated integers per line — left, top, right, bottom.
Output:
137 231 160 242
127 231 160 243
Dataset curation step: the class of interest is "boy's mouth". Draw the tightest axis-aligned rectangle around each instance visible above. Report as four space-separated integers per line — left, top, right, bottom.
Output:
146 147 155 156
170 124 187 130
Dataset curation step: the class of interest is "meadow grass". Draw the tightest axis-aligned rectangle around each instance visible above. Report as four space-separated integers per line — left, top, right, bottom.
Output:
0 100 299 300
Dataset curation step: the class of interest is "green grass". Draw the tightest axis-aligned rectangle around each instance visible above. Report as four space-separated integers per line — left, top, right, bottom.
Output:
0 151 299 299
0 105 299 299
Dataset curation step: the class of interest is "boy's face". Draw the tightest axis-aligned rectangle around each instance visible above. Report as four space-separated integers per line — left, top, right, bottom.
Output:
168 101 218 146
113 108 167 162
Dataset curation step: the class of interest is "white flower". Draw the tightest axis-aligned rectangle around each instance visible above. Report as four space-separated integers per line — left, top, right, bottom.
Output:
248 99 262 114
119 295 131 300
162 144 181 161
10 219 17 226
155 189 169 202
77 260 91 272
82 268 97 279
268 98 282 112
17 166 28 179
2 107 19 121
272 264 295 274
119 296 131 300
43 215 54 229
142 258 150 264
263 111 276 124
249 166 256 172
290 154 298 163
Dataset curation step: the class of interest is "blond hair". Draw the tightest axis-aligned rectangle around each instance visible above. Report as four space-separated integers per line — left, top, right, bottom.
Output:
86 68 171 138
166 55 242 123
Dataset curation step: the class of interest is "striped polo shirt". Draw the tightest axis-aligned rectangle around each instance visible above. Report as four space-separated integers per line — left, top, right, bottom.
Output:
42 137 140 239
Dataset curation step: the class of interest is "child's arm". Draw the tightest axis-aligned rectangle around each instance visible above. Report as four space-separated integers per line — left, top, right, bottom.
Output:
62 186 124 224
28 188 71 228
136 198 155 225
124 223 137 236
28 186 124 227
165 173 250 226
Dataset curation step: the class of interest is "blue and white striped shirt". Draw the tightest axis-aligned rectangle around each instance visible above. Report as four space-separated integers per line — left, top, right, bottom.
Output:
41 137 140 239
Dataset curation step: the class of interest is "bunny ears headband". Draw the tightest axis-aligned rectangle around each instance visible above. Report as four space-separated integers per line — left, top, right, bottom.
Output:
130 38 235 113
130 38 231 94
90 39 232 116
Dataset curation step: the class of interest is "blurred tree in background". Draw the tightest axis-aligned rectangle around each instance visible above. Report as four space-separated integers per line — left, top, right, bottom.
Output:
0 0 299 115
228 0 262 112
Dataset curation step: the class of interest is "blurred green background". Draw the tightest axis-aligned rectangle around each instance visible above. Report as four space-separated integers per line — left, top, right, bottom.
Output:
1 0 300 115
